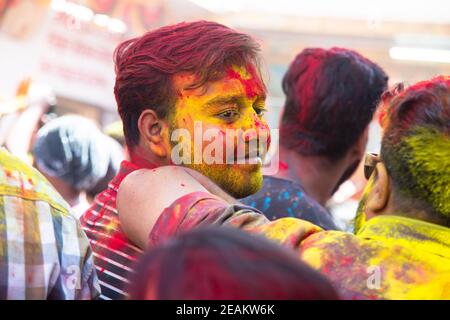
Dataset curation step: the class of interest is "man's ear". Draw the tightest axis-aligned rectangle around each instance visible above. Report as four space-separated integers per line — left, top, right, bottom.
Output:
138 109 169 158
365 162 390 213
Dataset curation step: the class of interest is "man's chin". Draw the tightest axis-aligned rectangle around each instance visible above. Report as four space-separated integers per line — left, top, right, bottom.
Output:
226 176 262 199
222 166 263 199
185 162 263 199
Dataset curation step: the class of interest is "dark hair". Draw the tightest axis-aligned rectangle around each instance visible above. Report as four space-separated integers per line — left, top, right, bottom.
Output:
280 47 388 160
128 227 339 300
380 76 450 225
114 20 262 148
32 115 116 191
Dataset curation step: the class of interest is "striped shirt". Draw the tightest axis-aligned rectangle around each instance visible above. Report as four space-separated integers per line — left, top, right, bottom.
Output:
80 161 143 300
0 148 100 299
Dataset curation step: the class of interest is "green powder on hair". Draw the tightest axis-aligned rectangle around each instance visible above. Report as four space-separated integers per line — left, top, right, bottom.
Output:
403 127 450 217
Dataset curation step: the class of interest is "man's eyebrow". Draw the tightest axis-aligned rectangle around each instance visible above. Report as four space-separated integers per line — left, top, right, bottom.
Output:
203 95 242 108
203 93 267 109
256 92 267 101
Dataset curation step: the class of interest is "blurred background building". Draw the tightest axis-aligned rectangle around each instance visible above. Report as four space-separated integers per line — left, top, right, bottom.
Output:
1 0 449 228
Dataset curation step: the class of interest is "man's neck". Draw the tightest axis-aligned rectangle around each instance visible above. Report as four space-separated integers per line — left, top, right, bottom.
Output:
275 146 348 206
129 147 163 170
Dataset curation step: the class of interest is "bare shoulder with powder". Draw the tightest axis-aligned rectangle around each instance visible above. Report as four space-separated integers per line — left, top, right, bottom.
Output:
117 166 208 249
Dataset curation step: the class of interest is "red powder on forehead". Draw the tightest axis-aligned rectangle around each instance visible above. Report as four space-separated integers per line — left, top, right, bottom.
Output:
226 67 263 99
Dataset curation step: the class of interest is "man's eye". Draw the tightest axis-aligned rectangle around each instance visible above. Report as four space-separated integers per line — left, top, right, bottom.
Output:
253 106 267 116
217 109 240 121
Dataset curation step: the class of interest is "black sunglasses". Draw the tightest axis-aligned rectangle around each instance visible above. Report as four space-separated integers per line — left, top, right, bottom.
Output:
364 153 381 180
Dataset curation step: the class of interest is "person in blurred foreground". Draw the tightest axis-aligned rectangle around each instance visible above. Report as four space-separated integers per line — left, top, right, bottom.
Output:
32 115 124 218
117 76 450 299
129 227 338 300
81 21 271 300
0 148 100 299
243 48 388 229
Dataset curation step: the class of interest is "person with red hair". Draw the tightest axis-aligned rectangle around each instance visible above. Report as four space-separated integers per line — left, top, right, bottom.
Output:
128 227 339 300
81 21 271 300
242 48 388 229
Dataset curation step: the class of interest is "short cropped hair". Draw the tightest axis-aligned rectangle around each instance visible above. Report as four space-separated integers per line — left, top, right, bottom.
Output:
380 76 450 225
280 47 388 160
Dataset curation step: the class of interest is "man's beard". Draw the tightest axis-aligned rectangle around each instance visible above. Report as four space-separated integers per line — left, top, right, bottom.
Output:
353 196 367 234
185 162 263 199
168 125 263 199
353 178 374 234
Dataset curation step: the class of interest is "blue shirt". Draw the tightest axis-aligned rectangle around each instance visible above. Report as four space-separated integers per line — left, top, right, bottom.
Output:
242 176 339 230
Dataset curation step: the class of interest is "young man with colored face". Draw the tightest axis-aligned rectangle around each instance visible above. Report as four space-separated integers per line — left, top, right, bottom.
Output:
80 21 270 300
118 76 450 299
243 48 388 230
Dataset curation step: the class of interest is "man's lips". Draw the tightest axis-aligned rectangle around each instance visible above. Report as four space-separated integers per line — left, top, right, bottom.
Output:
231 150 263 164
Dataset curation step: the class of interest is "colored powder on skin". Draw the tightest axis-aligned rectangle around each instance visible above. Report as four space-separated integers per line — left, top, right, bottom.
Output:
253 116 266 130
226 68 260 99
169 64 267 199
243 129 257 141
253 115 271 149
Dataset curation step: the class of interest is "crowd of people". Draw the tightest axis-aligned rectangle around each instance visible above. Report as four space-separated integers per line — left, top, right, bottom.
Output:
0 20 448 300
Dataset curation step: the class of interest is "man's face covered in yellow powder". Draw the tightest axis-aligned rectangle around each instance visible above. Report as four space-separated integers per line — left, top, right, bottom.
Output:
167 64 271 198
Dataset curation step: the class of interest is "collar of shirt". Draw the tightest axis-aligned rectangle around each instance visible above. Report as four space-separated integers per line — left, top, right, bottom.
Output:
356 214 450 258
0 148 70 214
